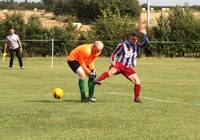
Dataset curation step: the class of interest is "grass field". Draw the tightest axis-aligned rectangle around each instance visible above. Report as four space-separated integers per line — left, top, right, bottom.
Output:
0 57 200 140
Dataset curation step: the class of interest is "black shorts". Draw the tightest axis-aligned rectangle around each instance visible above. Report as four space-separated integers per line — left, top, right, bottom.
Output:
67 60 80 73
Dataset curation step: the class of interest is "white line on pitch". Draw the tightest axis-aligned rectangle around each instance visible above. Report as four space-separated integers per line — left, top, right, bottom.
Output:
108 92 200 107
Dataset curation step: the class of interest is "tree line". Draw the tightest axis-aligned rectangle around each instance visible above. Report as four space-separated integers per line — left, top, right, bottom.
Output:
0 13 76 57
0 1 45 10
149 7 200 57
0 0 200 57
42 0 141 22
141 4 200 12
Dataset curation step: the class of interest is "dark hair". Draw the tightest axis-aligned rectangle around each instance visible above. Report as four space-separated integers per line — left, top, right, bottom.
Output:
126 32 138 39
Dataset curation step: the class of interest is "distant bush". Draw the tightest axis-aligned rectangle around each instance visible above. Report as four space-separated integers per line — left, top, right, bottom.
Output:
0 13 77 57
0 12 25 40
19 2 45 10
192 5 200 11
25 16 50 56
25 16 76 56
0 1 45 10
49 23 77 56
1 6 200 57
80 8 137 56
53 0 141 22
149 6 200 57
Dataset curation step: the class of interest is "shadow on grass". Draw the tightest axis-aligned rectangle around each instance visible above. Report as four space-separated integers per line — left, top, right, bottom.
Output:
24 99 81 103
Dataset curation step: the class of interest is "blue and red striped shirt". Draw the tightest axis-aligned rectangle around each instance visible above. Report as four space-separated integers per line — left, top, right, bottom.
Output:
110 34 149 67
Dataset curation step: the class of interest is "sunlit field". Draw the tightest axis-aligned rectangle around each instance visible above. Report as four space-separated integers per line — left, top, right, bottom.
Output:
0 57 200 140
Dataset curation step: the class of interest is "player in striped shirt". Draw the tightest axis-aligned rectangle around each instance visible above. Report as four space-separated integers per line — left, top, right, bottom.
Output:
95 21 149 103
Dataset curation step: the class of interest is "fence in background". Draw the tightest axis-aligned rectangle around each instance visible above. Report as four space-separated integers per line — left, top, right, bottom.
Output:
0 39 200 68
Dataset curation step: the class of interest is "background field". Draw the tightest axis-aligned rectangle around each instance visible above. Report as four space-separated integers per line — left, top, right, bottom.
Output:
0 57 200 140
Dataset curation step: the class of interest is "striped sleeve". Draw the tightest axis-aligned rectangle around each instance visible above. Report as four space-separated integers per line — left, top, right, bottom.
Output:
110 43 123 61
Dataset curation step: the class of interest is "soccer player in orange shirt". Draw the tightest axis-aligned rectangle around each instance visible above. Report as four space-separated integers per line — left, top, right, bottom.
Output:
67 41 104 102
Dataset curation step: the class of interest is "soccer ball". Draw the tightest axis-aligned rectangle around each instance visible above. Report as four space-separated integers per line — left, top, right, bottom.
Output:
52 88 64 99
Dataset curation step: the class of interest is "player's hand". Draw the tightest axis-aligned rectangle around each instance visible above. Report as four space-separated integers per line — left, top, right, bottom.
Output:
111 61 116 67
89 70 96 79
138 20 147 34
20 47 23 52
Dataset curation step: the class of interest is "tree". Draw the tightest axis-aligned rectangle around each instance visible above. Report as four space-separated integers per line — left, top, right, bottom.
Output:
25 16 50 56
151 6 200 57
52 0 141 22
42 0 55 11
81 8 137 56
0 12 25 40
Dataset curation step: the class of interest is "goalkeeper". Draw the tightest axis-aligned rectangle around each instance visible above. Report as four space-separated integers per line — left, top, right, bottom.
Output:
67 41 104 102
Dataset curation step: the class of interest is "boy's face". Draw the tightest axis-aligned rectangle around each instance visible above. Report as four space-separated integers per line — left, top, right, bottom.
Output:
128 35 138 45
9 29 14 35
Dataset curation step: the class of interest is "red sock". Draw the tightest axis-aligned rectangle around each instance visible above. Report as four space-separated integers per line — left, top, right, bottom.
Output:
134 84 141 100
97 72 109 81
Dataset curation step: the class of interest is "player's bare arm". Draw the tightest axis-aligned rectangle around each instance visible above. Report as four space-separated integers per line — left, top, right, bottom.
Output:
138 19 147 34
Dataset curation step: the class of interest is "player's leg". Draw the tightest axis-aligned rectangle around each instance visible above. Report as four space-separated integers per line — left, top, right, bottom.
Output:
127 73 141 102
9 49 14 69
67 60 88 102
76 67 90 102
95 66 118 85
88 77 96 102
122 67 141 103
15 47 24 69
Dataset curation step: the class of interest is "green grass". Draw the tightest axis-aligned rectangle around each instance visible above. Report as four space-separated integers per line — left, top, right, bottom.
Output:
0 57 200 140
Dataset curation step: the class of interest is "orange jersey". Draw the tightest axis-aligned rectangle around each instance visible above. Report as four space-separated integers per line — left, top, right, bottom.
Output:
67 44 100 74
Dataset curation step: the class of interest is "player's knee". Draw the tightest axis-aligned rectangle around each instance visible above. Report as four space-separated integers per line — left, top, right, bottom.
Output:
108 71 116 76
108 68 117 76
108 71 112 76
77 72 86 80
135 78 140 85
79 74 86 80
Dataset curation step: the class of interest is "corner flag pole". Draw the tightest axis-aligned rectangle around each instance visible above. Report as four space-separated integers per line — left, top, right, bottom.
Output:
147 0 151 27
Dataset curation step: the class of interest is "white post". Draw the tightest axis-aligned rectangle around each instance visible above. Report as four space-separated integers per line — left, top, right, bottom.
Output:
51 38 54 69
147 0 151 27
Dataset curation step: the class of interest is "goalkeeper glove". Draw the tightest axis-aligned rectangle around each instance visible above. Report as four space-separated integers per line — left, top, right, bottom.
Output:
89 70 96 79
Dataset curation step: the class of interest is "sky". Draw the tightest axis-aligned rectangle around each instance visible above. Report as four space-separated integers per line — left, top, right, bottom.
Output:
139 0 200 6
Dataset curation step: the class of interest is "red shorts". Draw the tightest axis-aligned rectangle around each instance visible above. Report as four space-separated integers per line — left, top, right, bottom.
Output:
110 62 136 77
